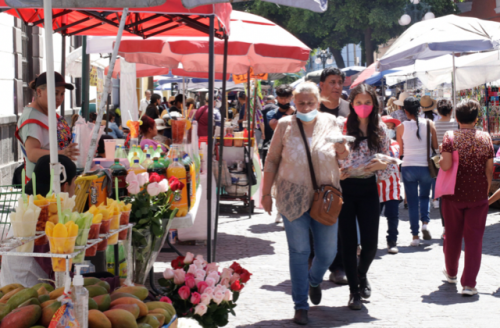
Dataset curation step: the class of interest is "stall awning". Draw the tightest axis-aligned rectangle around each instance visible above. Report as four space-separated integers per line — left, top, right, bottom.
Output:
0 0 231 38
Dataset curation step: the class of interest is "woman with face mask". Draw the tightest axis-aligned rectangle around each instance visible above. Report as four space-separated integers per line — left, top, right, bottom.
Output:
337 84 391 310
262 82 348 325
269 84 295 131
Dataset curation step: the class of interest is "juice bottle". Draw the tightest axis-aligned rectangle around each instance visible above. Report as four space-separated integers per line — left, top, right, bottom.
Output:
163 152 171 169
147 157 167 180
128 159 146 175
142 153 152 170
110 159 128 200
141 149 148 164
182 154 196 208
131 152 140 165
181 155 192 211
127 145 138 163
153 145 163 159
143 145 152 160
167 158 189 217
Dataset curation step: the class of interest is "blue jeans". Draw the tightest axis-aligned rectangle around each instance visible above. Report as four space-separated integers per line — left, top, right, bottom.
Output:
380 200 399 243
401 166 433 236
282 210 338 310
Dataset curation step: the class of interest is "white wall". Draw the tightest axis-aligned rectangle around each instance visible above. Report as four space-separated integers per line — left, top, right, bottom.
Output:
0 14 15 117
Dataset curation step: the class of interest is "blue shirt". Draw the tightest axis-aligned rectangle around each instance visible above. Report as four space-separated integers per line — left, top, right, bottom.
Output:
238 104 246 131
107 122 125 139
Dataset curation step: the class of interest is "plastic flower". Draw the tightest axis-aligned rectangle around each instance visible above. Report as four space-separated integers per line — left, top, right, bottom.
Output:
163 268 174 280
190 292 201 305
147 182 161 197
194 303 208 316
127 180 140 195
168 176 185 192
158 179 169 193
200 293 211 305
137 172 149 186
178 286 191 300
149 172 163 183
171 256 186 269
173 269 186 285
230 280 243 292
184 252 195 264
126 171 138 184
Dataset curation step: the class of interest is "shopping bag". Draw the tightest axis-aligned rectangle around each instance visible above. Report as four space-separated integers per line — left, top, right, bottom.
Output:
435 133 459 199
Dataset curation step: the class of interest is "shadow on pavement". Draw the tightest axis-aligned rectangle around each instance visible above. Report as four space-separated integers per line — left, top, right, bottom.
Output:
482 221 500 257
261 279 345 296
421 283 480 305
248 223 285 234
375 243 434 260
236 305 378 327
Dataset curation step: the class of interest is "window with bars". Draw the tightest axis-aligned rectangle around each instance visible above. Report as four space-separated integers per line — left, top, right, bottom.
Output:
21 23 32 110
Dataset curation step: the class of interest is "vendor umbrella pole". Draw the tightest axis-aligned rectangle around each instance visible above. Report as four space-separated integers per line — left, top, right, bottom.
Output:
44 0 61 194
452 52 457 108
213 35 228 262
84 9 130 173
246 70 252 219
206 15 215 263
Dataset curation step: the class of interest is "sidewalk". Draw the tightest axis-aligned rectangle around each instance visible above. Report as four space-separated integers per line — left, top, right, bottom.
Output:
155 203 500 327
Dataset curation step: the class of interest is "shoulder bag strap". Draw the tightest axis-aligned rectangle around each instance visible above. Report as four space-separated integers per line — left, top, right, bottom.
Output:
426 119 437 156
296 118 319 191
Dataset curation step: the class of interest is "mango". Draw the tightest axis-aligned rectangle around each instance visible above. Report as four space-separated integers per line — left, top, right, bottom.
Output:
0 303 11 321
41 300 56 308
36 286 49 297
137 315 160 328
103 309 138 328
84 277 101 286
38 301 61 327
18 298 40 307
53 223 68 238
38 295 50 304
93 294 111 312
88 309 112 328
0 287 24 303
0 283 23 295
8 288 38 309
89 298 98 310
0 304 41 328
110 293 139 302
0 292 4 299
137 325 153 328
149 313 165 326
95 281 111 293
49 287 64 300
112 286 148 301
85 285 108 298
145 302 175 318
110 304 140 319
33 283 54 293
45 221 54 237
110 297 148 317
148 308 168 317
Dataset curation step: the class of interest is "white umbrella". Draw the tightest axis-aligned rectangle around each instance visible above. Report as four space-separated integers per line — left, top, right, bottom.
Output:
379 15 500 71
181 0 327 12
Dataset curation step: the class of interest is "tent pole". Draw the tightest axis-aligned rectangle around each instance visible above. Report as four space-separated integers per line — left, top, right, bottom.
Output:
246 69 251 219
84 9 129 173
44 0 61 194
61 34 66 117
206 15 215 263
213 35 228 262
452 52 457 108
82 36 90 121
182 76 186 115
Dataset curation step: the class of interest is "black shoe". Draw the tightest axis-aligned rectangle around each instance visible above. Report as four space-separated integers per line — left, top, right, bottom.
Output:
309 284 322 305
359 276 371 299
329 269 348 285
293 309 309 325
348 293 362 310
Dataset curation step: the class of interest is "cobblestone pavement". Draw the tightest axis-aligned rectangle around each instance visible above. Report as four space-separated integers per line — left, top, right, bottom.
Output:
155 202 500 327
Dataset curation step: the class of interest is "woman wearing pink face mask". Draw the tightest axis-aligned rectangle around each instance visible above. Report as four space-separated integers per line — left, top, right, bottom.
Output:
337 84 391 310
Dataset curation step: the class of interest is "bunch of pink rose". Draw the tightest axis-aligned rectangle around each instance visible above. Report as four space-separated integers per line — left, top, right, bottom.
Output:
158 253 252 328
126 171 169 196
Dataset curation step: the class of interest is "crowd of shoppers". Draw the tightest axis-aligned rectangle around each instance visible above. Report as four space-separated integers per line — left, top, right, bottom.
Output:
261 66 496 325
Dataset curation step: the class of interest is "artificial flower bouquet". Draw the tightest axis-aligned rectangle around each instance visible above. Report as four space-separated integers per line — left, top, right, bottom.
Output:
159 253 252 328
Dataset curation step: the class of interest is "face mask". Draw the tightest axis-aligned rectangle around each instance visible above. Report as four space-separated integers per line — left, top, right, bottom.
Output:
278 103 290 110
353 105 373 118
296 109 318 122
387 129 396 139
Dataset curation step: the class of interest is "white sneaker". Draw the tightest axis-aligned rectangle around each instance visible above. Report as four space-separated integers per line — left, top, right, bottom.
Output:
433 200 440 209
387 243 398 254
462 287 478 296
422 224 432 240
442 268 457 284
275 213 282 223
410 238 420 247
441 228 445 240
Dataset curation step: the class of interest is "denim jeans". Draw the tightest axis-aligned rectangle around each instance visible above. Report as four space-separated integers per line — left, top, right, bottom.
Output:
380 200 399 243
401 166 433 236
282 210 338 310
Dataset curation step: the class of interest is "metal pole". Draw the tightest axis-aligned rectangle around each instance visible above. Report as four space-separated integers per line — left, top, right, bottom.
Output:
206 15 215 263
61 34 66 117
43 0 61 194
213 36 228 262
246 69 251 219
82 36 90 121
452 52 457 108
84 9 129 173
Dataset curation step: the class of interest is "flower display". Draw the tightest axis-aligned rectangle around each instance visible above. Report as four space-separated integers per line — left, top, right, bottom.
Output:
169 176 185 191
158 254 252 328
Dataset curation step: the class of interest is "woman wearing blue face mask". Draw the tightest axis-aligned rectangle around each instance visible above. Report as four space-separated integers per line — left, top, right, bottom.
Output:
337 84 392 310
262 82 349 325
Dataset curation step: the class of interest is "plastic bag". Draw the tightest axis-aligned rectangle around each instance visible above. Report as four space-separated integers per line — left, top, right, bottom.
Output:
373 153 402 165
48 295 80 328
73 117 104 169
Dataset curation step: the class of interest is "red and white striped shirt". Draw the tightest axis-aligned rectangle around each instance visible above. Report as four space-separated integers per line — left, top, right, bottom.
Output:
377 140 401 203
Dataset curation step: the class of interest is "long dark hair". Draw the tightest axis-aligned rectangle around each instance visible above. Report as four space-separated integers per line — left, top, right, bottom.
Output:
346 84 382 151
403 96 422 140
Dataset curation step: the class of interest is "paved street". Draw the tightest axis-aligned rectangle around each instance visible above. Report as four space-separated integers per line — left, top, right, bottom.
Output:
155 202 500 327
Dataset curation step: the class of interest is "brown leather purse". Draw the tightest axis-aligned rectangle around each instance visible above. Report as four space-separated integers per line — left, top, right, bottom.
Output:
297 119 343 226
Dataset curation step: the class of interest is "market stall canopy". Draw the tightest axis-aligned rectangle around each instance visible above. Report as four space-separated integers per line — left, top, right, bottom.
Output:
5 0 167 7
416 51 500 90
103 58 231 79
88 10 310 74
350 62 377 89
379 15 500 71
363 65 413 86
181 0 327 12
0 0 231 38
65 46 110 78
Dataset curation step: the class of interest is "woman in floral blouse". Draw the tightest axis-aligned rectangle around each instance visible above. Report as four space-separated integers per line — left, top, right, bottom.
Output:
262 82 348 325
338 83 391 310
440 99 494 296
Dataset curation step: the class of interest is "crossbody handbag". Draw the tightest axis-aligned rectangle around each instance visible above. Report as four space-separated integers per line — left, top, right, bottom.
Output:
427 119 438 178
296 119 343 226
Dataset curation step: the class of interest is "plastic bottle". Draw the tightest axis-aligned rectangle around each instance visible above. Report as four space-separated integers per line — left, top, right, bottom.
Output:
71 264 89 328
163 152 171 169
167 158 189 217
91 161 104 172
182 154 196 209
127 145 137 163
129 159 146 175
141 149 148 164
142 153 152 170
158 152 167 167
131 152 141 165
110 159 128 199
147 157 167 180
117 146 128 160
152 145 163 159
